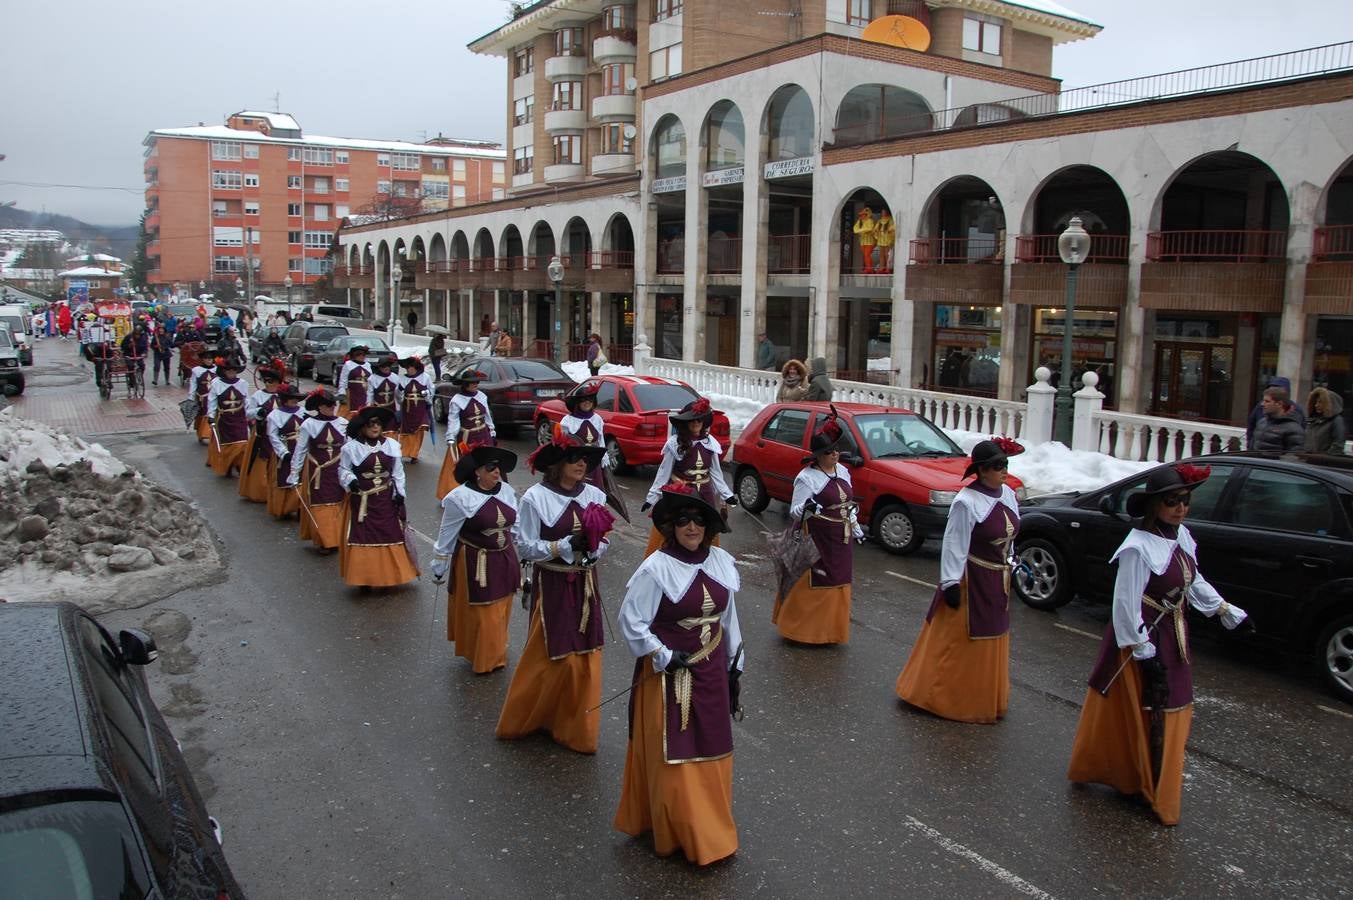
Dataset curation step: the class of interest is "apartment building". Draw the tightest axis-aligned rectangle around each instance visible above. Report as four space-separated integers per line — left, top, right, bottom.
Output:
142 111 506 298
335 1 1353 431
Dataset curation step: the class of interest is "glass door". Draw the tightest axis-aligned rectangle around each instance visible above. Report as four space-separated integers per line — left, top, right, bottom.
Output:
1153 342 1234 422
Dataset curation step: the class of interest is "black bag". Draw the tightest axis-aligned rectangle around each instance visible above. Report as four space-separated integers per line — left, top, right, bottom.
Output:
767 520 819 600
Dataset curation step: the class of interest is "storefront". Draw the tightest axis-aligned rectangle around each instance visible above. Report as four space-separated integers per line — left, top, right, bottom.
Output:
1151 315 1237 423
1314 316 1353 437
836 297 892 382
765 292 809 368
1029 308 1120 403
931 305 1001 397
704 291 739 366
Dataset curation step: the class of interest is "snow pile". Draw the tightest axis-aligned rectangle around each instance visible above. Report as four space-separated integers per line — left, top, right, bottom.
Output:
0 408 128 478
944 429 1154 495
562 360 635 381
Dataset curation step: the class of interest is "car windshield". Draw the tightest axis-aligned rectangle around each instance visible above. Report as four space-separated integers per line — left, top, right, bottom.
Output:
852 413 961 458
0 316 23 337
0 329 13 349
0 799 151 899
632 383 698 412
504 360 564 382
306 327 347 343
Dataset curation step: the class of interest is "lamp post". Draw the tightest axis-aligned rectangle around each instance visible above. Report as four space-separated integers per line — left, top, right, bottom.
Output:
283 274 293 320
1055 216 1091 445
390 264 403 345
198 279 205 301
547 255 565 364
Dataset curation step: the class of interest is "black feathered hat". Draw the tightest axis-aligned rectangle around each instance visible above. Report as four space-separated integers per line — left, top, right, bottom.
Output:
1125 463 1211 518
304 388 337 412
962 437 1025 480
802 404 845 463
345 405 396 438
453 445 518 485
651 483 729 534
526 433 606 473
564 381 601 413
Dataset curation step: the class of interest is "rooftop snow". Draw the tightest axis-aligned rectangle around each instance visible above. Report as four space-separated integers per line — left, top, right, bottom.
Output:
148 125 506 160
233 110 302 132
58 266 123 278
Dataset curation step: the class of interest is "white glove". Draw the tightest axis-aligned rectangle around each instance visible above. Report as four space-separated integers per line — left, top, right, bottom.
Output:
1219 603 1248 631
430 557 449 582
1131 641 1157 660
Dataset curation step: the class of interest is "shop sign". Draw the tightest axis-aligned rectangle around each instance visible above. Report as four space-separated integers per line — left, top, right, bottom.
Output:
652 175 687 194
763 156 814 180
935 329 990 348
702 166 744 187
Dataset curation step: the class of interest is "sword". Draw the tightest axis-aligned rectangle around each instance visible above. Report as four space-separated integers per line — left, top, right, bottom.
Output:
588 665 664 714
293 479 323 536
728 642 745 722
1098 600 1177 695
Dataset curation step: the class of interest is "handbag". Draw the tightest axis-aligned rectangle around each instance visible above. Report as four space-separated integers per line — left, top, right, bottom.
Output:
767 519 820 600
593 348 608 367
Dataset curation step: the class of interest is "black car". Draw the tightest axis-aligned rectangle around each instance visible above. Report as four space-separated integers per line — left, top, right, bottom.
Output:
0 602 243 897
432 356 576 434
282 321 350 377
1013 452 1353 702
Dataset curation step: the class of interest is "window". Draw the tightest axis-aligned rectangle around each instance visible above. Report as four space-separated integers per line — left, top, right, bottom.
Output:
846 0 872 25
79 620 157 803
288 147 302 161
431 158 446 171
514 96 535 125
211 169 242 189
553 134 581 166
336 178 349 192
377 179 392 194
244 200 260 216
336 204 350 218
514 45 534 77
552 80 582 110
243 143 259 159
289 257 303 272
211 140 241 160
392 181 413 198
303 147 334 165
649 44 682 81
1232 468 1336 534
287 203 302 217
336 150 349 164
304 231 331 248
593 380 618 410
453 159 466 178
493 161 505 181
377 153 390 167
312 204 330 221
764 408 811 447
311 177 330 194
244 172 260 188
287 175 302 189
453 185 466 202
602 63 634 96
963 16 1003 55
555 27 584 57
603 4 635 31
422 182 449 200
600 124 633 155
287 231 302 244
513 145 534 175
212 200 228 218
214 226 243 247
391 152 420 171
653 0 683 21
1111 466 1234 521
305 258 334 275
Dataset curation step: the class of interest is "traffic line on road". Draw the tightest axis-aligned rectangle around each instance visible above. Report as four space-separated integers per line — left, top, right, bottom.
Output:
1053 623 1101 641
903 816 1055 899
886 571 936 590
1317 704 1353 720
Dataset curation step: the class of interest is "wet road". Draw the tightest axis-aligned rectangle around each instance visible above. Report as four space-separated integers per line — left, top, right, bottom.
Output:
99 425 1353 899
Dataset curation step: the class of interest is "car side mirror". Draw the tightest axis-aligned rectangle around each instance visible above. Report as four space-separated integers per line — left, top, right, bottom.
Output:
1098 493 1121 519
118 628 158 665
841 453 864 467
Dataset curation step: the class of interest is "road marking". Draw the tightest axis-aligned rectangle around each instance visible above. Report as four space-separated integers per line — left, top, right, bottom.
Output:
1053 623 1101 641
887 571 936 590
1317 704 1353 721
903 816 1055 900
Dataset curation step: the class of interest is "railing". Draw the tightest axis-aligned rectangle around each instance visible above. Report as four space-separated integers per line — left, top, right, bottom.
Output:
768 234 811 274
1091 410 1244 462
707 236 742 274
585 250 634 269
1146 230 1288 262
656 241 684 274
909 237 1001 264
1314 224 1353 261
607 343 634 366
566 342 590 362
1015 234 1130 263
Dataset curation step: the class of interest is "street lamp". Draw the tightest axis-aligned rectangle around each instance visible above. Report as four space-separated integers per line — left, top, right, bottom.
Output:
390 264 403 344
198 279 205 300
233 277 244 305
1055 216 1091 445
547 256 565 364
283 274 293 319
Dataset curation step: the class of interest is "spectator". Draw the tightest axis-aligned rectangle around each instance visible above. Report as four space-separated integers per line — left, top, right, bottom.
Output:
585 333 605 376
57 303 73 340
149 325 174 385
498 330 514 356
428 333 447 381
778 359 809 401
479 313 493 337
756 332 776 370
217 308 235 331
261 327 286 361
1246 376 1306 446
120 325 149 384
407 310 418 334
804 356 833 401
1304 387 1346 455
30 309 44 341
487 321 503 355
1250 385 1304 452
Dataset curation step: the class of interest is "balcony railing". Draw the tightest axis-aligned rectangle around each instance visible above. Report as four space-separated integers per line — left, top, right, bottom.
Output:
586 250 634 269
1314 224 1353 261
909 237 1001 264
1015 233 1130 263
768 234 811 274
707 236 742 274
657 241 684 274
1146 230 1288 262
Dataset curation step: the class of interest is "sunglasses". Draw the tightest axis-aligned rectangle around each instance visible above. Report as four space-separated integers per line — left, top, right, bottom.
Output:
982 461 1008 471
1161 493 1192 508
563 452 590 463
479 462 500 472
673 514 708 528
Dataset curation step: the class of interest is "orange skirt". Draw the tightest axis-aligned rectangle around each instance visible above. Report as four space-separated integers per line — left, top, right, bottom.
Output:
614 671 737 866
399 428 426 461
265 459 299 520
644 526 720 558
771 571 851 645
495 602 601 754
1067 649 1193 826
895 581 1009 723
299 501 344 549
195 414 211 443
435 442 462 501
237 437 270 503
338 499 419 587
447 545 513 673
209 440 247 478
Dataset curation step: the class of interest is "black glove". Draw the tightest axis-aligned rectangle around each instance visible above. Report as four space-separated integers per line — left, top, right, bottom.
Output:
802 498 820 515
664 650 692 673
569 533 588 553
640 501 652 513
279 452 291 473
725 495 738 507
942 584 961 609
728 667 742 718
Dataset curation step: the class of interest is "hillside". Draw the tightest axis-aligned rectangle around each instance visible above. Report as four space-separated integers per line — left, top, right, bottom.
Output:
0 207 139 261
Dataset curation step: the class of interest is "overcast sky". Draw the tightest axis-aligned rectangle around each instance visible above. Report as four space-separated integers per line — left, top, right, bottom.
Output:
3 0 1349 226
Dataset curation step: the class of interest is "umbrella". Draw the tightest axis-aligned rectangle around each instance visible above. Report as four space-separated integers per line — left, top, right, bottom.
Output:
422 324 451 336
599 466 631 523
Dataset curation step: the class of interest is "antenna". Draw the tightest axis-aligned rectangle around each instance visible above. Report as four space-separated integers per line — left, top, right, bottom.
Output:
271 91 281 113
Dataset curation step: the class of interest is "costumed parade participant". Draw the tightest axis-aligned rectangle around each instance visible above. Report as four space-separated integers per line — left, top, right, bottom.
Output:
367 356 401 436
641 398 735 556
770 406 863 645
430 445 521 674
188 356 217 446
615 484 744 866
264 387 306 521
436 368 497 499
336 344 372 418
896 438 1024 723
337 407 419 588
238 365 285 504
206 357 250 478
496 435 612 754
288 390 349 553
1067 464 1248 826
396 355 433 462
556 382 608 486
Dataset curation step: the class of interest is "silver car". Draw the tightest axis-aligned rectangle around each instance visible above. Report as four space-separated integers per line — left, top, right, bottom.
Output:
311 335 396 384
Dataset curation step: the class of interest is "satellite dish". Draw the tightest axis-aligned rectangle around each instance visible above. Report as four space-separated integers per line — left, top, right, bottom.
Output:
624 76 638 92
860 15 931 52
622 124 637 140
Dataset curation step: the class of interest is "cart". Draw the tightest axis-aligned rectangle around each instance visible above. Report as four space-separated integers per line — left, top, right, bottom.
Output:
104 350 146 400
178 341 209 386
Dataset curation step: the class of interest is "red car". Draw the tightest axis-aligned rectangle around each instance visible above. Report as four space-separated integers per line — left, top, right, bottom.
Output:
534 375 731 470
732 402 1026 555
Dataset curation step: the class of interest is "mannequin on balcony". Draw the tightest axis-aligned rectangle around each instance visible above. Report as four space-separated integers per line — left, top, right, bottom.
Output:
852 206 877 274
874 209 896 274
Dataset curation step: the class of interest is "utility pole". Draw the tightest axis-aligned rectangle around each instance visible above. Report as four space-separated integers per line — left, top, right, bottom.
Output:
244 226 255 302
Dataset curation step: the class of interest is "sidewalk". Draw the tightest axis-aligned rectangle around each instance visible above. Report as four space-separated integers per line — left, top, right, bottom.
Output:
7 338 191 437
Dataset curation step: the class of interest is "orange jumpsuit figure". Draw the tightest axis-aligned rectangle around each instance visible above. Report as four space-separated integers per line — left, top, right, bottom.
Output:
852 207 877 273
874 210 896 274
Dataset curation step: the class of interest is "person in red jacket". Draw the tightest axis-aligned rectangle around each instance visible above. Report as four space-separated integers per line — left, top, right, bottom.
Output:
57 304 73 340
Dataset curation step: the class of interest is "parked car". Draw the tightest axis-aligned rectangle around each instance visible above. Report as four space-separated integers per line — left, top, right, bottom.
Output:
732 402 1026 554
0 323 25 395
435 356 577 436
296 304 373 327
313 335 398 383
1011 452 1353 702
0 302 34 365
534 375 733 471
282 321 350 377
0 602 244 897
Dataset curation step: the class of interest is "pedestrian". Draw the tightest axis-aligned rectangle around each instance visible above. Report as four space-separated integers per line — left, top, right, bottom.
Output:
288 389 349 553
586 333 605 376
238 365 286 504
407 310 418 334
430 445 521 674
487 321 503 355
755 331 776 370
149 325 174 386
206 357 250 478
805 356 833 400
1245 376 1306 446
337 406 419 588
641 398 736 556
896 438 1024 722
1249 385 1304 452
30 309 44 341
777 359 809 401
436 368 497 499
556 382 609 492
497 330 514 356
265 387 306 520
1067 463 1249 825
187 356 217 446
771 407 863 646
1304 386 1346 454
495 434 611 753
57 303 72 340
336 345 373 418
614 482 744 866
218 308 234 332
427 333 447 381
396 356 433 462
119 325 149 388
261 327 286 362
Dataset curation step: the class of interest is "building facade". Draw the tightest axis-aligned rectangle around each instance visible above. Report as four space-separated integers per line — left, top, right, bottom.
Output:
335 1 1353 431
143 111 506 300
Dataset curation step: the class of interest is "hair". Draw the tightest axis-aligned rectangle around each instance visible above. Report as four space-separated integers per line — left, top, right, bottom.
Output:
1263 385 1290 406
1308 386 1330 417
658 508 716 551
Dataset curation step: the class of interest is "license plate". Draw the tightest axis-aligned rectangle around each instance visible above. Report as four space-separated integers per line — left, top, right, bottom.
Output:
536 388 557 398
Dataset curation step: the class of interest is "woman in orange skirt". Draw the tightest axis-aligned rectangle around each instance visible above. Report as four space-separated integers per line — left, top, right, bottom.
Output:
288 389 348 553
237 366 284 502
615 484 744 866
189 358 216 450
435 367 496 500
337 407 419 588
896 438 1023 723
396 355 433 462
430 445 520 674
495 435 610 753
264 387 305 520
640 398 735 556
1067 463 1249 825
205 357 249 478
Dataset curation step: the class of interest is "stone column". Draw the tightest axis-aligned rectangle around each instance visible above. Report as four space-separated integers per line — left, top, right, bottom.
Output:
1071 370 1105 452
1279 182 1319 402
740 168 767 368
1024 366 1057 446
684 153 707 362
1116 226 1150 414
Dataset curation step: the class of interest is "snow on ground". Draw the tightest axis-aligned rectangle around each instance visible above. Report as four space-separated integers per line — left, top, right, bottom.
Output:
0 407 128 477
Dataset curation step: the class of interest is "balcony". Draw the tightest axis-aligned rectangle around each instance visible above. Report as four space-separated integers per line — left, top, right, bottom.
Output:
904 238 1002 304
1009 233 1129 309
544 107 587 133
707 236 742 276
584 250 634 292
1309 224 1353 313
768 234 811 275
147 241 161 257
544 162 586 182
593 32 637 65
544 54 587 82
144 211 160 230
591 92 636 122
1140 229 1288 312
591 153 635 176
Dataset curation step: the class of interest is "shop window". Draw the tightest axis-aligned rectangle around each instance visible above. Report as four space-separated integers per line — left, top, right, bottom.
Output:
1031 308 1119 401
932 305 1002 396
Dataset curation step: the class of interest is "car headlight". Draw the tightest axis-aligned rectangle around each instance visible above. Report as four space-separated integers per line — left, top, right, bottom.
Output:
929 490 957 506
1015 486 1029 502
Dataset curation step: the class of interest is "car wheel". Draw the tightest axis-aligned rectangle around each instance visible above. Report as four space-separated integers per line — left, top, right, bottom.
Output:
1014 537 1072 610
605 436 632 475
1316 613 1353 705
872 503 923 555
735 467 769 513
536 418 554 446
432 396 447 425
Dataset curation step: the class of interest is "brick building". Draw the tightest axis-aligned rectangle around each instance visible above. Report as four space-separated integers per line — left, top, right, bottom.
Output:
334 1 1353 431
143 111 505 300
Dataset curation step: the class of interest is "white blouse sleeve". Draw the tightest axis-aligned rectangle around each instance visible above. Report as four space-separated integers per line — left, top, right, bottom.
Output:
288 423 311 486
708 439 733 501
1187 567 1246 629
433 494 469 559
645 442 677 506
266 413 288 458
514 494 556 563
482 394 497 439
618 568 670 671
789 470 814 520
937 496 977 588
1111 547 1154 658
390 445 406 499
722 594 745 673
337 362 351 397
338 444 358 491
445 397 462 441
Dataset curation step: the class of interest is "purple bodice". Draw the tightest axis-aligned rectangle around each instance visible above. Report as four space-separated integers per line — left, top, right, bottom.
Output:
532 486 604 658
672 441 720 508
401 381 429 433
346 450 403 545
459 396 493 448
372 379 398 414
458 496 520 603
216 381 249 444
926 498 1018 638
806 474 854 588
305 419 346 505
272 414 301 487
346 369 369 410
